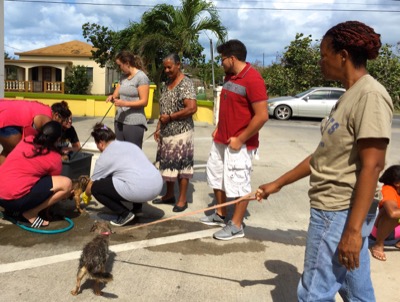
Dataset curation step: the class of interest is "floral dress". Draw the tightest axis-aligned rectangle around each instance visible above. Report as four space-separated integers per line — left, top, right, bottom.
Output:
155 76 196 181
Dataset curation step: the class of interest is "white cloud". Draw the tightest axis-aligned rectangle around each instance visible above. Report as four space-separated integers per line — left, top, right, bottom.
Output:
4 0 400 64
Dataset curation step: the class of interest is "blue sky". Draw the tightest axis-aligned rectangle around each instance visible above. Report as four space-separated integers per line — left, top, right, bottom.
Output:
4 0 400 66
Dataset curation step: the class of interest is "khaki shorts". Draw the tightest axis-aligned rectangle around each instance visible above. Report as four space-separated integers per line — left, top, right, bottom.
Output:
206 142 253 198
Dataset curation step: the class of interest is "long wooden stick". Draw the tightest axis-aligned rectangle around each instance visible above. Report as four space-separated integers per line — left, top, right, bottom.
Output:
118 191 257 233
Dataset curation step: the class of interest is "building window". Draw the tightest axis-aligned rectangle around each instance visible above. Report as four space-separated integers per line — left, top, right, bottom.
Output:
32 67 39 81
43 67 51 82
56 69 62 82
86 67 93 82
5 66 17 80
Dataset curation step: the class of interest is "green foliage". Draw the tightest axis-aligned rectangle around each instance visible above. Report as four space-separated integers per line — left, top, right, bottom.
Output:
368 44 400 109
64 65 91 95
196 92 207 99
4 52 13 59
186 55 225 88
82 23 115 68
4 52 18 80
283 34 317 91
261 34 321 96
82 22 137 69
261 62 294 97
81 0 227 91
133 0 227 89
261 33 400 106
262 33 341 97
133 0 226 61
5 91 106 101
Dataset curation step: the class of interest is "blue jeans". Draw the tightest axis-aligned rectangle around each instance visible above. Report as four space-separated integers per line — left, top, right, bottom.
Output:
298 208 376 302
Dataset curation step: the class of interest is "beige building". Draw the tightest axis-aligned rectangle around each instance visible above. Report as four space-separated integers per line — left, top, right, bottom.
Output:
4 40 116 95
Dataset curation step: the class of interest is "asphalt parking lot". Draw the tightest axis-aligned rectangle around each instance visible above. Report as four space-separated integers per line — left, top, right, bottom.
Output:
0 117 399 301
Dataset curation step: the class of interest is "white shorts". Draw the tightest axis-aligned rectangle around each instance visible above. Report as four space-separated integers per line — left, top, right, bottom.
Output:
206 142 253 198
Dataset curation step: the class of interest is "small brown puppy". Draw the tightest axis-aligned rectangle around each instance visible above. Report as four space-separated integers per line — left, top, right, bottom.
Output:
43 175 90 220
71 175 91 213
71 221 113 296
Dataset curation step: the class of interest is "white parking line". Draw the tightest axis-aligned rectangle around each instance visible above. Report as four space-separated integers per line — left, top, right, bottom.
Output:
0 229 216 274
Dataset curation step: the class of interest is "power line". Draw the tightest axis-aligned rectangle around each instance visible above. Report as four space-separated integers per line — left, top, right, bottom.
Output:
217 7 400 12
4 0 400 12
4 44 23 51
5 0 154 7
217 0 400 6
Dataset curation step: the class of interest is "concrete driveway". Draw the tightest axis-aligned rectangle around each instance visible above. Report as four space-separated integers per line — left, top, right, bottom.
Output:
0 117 399 301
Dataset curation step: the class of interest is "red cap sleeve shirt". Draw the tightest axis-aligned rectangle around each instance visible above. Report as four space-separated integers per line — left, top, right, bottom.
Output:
213 63 268 150
0 136 62 200
0 99 52 136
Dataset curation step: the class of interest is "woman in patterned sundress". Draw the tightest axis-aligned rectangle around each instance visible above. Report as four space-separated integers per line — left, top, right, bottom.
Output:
152 53 197 212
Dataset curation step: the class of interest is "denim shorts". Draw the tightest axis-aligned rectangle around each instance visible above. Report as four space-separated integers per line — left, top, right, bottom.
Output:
0 126 22 137
297 208 376 302
206 142 253 198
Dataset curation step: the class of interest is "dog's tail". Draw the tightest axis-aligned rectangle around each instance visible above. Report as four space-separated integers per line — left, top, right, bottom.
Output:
90 272 113 282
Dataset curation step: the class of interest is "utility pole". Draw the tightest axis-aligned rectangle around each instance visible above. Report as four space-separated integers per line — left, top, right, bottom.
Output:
210 38 215 89
263 53 265 68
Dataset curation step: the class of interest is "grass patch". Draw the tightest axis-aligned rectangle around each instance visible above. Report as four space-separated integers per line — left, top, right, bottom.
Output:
5 92 106 101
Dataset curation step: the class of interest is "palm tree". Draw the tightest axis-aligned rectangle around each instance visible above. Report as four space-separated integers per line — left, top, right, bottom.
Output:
4 52 13 59
131 0 227 86
175 0 227 57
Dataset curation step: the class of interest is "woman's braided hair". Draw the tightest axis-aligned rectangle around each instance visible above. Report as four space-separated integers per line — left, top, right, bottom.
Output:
324 21 382 68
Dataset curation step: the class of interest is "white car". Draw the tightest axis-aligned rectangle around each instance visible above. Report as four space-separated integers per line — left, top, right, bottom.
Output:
268 87 346 120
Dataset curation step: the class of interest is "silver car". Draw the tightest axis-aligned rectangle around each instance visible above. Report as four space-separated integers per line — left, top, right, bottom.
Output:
268 87 346 120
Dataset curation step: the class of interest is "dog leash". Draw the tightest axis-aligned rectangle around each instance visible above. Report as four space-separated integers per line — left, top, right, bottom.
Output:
70 102 114 160
144 129 159 141
113 192 257 278
117 192 258 233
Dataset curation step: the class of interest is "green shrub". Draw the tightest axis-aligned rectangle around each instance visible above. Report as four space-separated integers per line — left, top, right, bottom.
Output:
65 65 91 95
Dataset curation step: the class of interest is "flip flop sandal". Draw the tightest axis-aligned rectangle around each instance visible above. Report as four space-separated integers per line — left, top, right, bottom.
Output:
18 216 49 228
369 248 387 261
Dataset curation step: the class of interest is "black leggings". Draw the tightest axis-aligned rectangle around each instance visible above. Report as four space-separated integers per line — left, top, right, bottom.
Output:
114 122 145 149
0 176 53 213
91 177 130 216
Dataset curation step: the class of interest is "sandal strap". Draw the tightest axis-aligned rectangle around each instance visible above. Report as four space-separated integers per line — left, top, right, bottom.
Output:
31 217 44 228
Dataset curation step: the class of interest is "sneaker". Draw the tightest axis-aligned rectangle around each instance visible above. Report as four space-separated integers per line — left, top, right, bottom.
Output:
110 212 135 227
200 212 226 227
213 221 244 240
